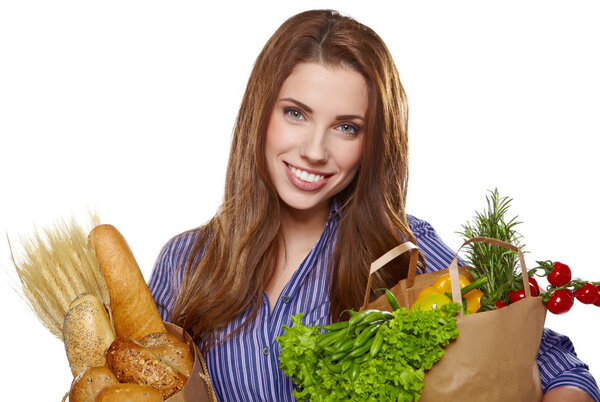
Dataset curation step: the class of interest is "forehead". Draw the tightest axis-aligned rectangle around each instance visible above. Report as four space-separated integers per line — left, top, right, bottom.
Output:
278 62 368 116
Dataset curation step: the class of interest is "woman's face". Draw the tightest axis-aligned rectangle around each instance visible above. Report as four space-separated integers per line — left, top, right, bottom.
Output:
265 62 367 217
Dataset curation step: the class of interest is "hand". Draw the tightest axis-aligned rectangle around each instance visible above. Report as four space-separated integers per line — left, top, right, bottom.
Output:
542 386 594 402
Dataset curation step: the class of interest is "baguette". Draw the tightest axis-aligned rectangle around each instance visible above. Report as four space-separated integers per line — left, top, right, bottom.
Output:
88 224 166 340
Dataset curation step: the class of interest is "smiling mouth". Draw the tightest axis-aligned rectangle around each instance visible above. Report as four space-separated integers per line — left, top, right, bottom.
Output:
286 163 332 183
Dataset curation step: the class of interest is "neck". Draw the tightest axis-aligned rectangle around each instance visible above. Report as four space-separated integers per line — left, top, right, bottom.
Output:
279 200 330 243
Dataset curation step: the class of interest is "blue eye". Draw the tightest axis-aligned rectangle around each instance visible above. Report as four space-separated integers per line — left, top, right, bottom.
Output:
284 108 305 121
336 123 359 135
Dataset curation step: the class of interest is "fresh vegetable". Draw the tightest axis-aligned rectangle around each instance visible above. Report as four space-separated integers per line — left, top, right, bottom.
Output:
411 292 452 311
433 273 471 294
528 277 540 297
528 260 599 314
574 283 599 305
545 289 575 315
495 300 507 309
277 303 461 401
464 288 484 314
413 274 488 314
594 285 600 307
508 289 526 304
548 262 572 286
377 288 401 311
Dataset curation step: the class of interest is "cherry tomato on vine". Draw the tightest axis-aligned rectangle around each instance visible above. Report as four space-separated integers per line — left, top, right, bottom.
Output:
546 289 574 314
574 283 599 305
508 289 526 304
594 285 600 307
495 300 507 309
548 262 572 286
528 277 539 297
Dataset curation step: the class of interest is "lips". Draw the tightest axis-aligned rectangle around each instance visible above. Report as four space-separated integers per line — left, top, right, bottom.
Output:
284 162 332 191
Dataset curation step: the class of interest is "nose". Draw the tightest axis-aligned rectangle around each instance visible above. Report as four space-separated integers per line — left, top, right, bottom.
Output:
300 126 328 164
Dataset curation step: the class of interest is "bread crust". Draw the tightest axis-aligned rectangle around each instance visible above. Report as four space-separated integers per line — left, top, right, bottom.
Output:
89 224 166 340
63 294 116 377
106 337 187 399
69 366 119 402
94 383 164 401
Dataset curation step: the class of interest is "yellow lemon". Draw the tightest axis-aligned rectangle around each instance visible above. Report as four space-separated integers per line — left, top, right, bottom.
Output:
411 292 452 311
433 273 471 294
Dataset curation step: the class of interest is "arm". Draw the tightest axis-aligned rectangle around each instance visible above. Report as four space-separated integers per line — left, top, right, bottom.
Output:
538 329 600 402
543 386 594 402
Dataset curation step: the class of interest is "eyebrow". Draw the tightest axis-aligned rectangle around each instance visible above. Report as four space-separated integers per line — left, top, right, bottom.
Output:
279 97 365 122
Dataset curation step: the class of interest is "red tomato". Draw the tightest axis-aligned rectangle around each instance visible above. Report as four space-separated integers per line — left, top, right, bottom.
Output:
574 283 599 305
546 289 575 314
548 262 572 286
495 300 507 309
528 277 539 297
508 289 526 304
594 285 600 307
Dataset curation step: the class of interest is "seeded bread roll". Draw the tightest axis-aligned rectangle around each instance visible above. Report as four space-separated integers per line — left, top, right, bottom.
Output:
106 337 187 399
88 224 166 340
94 383 163 402
68 366 119 402
63 293 116 377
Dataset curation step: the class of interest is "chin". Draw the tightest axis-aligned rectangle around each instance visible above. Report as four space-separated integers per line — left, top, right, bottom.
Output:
279 193 329 214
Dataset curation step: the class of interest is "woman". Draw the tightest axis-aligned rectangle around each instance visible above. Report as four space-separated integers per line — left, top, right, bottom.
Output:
149 9 599 401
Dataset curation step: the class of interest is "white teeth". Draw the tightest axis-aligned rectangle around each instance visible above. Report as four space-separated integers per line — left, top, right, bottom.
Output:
290 166 325 183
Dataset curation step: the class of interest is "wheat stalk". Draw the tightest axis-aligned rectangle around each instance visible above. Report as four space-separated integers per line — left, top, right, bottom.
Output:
9 213 109 339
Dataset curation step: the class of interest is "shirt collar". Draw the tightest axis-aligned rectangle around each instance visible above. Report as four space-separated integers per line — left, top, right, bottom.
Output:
328 198 343 221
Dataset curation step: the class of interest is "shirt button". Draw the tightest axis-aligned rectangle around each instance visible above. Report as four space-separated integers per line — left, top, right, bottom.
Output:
282 295 291 303
262 346 270 356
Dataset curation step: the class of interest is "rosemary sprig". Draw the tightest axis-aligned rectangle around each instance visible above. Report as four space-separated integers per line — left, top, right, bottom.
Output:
458 189 525 309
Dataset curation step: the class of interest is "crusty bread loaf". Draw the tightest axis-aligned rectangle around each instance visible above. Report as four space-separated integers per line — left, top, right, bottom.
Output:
106 337 187 399
94 383 163 402
69 366 119 402
139 332 194 377
88 224 166 340
139 332 181 348
63 293 116 377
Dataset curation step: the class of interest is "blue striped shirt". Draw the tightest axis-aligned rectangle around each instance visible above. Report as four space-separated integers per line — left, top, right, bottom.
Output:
148 209 600 402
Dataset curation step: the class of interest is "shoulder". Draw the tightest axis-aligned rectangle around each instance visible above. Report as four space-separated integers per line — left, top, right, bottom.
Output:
148 228 204 320
155 229 202 270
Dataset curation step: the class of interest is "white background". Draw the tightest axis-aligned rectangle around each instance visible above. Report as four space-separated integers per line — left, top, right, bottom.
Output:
1 1 598 400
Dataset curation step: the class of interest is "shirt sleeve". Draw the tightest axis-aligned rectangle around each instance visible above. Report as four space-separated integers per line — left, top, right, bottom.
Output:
407 214 600 400
537 328 600 401
406 214 458 272
148 230 198 322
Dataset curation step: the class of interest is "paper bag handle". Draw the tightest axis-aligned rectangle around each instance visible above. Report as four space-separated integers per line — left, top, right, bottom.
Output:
448 237 531 311
360 242 420 310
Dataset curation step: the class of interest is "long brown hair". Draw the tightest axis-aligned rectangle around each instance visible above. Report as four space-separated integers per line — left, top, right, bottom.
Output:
170 9 417 351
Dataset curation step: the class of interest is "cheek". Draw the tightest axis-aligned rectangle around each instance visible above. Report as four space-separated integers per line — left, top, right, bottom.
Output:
334 139 363 173
265 113 291 159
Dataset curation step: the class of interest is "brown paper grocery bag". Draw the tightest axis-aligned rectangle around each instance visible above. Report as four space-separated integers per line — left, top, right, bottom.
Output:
363 237 546 402
164 322 217 402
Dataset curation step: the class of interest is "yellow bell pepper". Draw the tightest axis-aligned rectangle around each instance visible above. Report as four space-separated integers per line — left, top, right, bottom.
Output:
413 273 488 314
